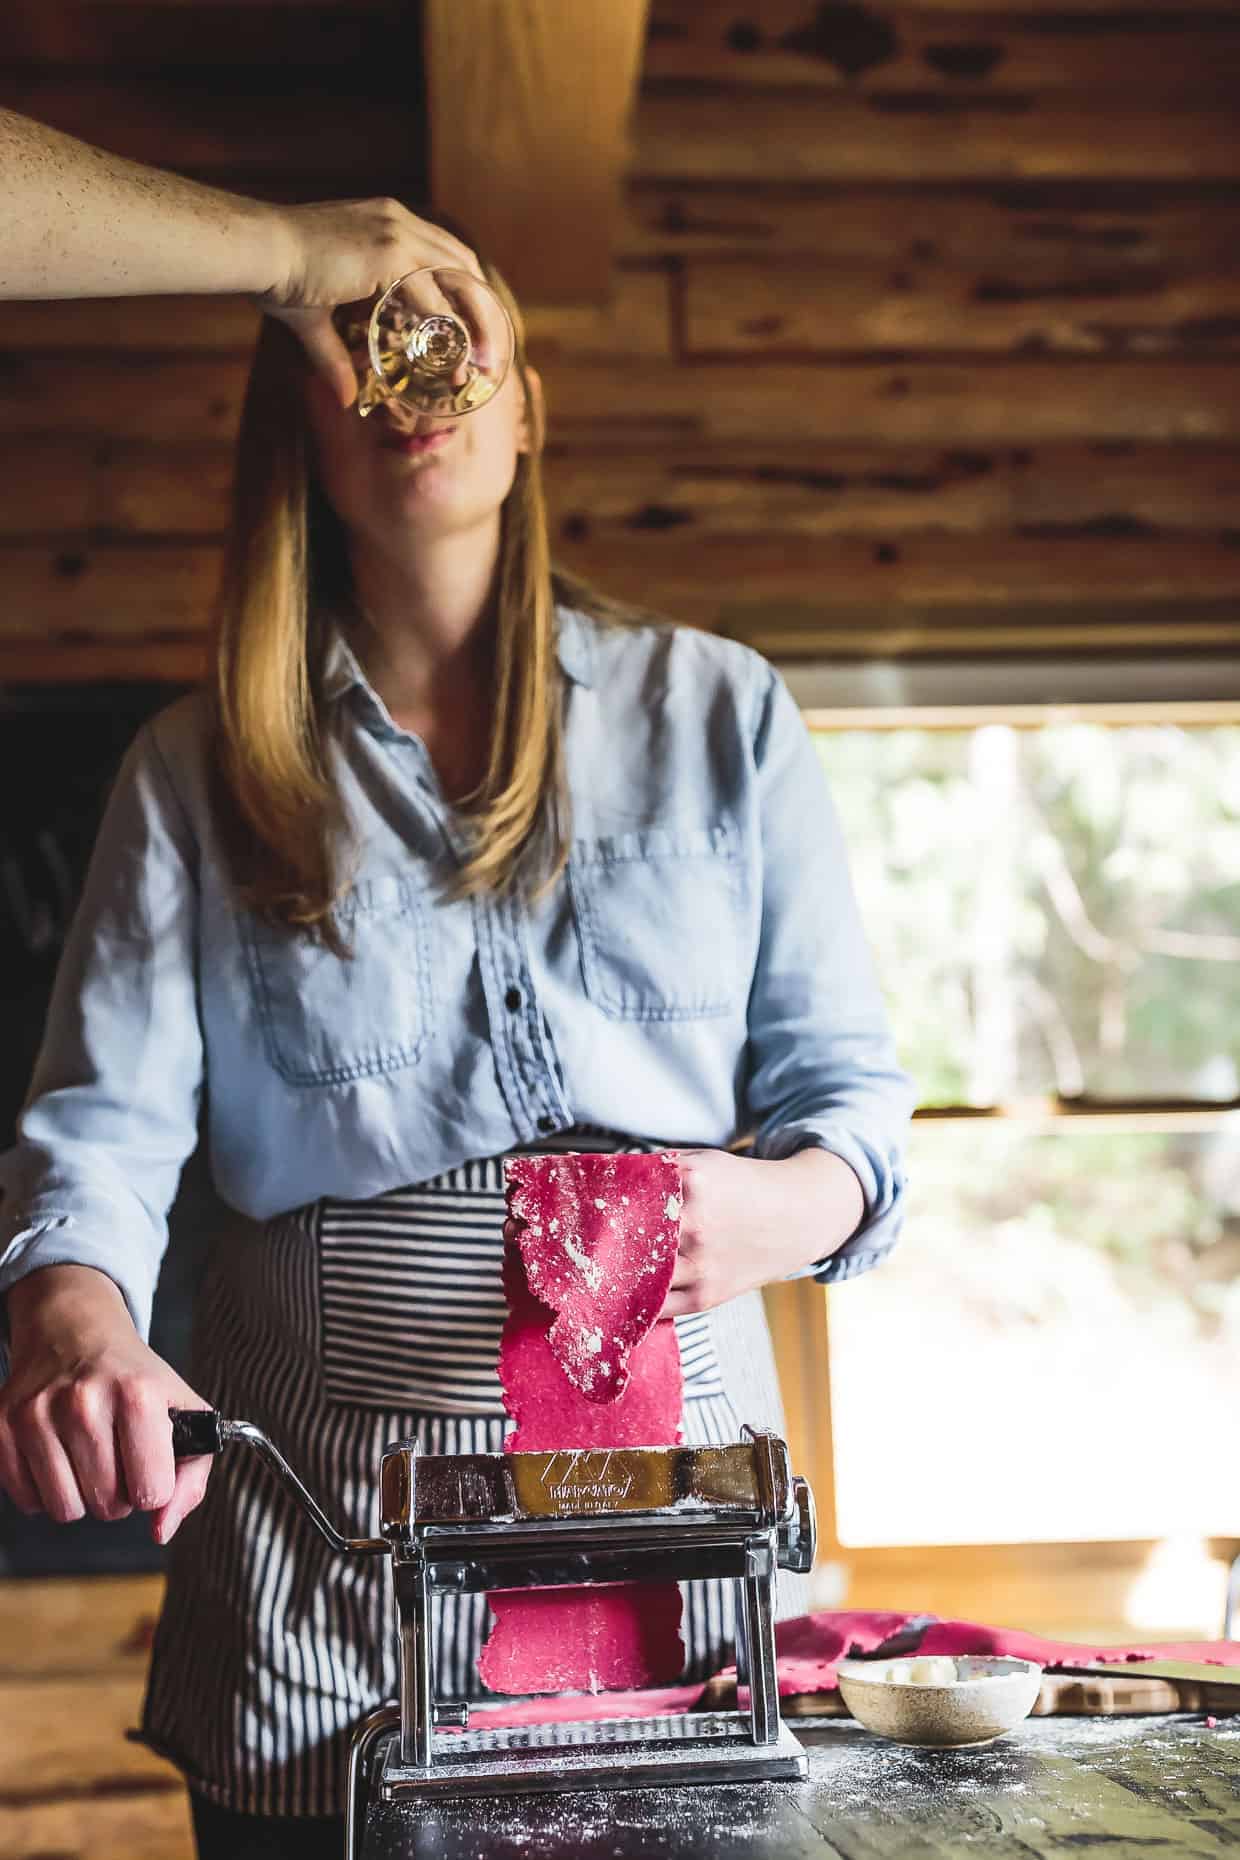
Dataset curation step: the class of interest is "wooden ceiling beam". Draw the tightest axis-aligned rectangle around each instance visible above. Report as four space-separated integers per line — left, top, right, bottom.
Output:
423 0 650 303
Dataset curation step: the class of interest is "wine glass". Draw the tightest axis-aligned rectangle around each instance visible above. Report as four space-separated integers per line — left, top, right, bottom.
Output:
342 266 515 420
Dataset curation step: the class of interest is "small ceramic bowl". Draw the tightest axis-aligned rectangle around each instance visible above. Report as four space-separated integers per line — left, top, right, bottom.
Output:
836 1655 1043 1748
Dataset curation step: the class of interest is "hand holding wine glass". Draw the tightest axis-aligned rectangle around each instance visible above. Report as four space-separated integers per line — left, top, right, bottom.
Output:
0 109 491 406
259 202 490 410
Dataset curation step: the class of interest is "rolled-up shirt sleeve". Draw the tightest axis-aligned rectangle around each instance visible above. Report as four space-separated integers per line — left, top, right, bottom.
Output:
743 659 915 1283
0 725 203 1349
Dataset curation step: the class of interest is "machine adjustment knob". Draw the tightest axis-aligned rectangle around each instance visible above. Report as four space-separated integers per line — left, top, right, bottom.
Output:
781 1476 817 1575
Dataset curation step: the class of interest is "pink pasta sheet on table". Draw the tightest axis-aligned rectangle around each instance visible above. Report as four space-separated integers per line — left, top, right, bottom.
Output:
918 1620 1240 1670
463 1610 1240 1732
464 1611 922 1731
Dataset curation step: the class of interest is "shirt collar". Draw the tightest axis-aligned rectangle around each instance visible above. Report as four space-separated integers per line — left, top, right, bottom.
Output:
554 605 595 688
320 603 594 706
320 626 368 705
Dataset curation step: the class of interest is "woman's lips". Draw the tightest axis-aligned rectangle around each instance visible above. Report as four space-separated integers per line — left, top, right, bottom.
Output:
380 429 455 457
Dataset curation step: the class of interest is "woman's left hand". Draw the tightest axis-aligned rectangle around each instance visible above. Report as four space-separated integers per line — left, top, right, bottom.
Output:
661 1147 865 1319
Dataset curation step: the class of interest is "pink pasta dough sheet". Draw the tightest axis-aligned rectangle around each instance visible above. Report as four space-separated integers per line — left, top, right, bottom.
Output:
461 1610 1240 1731
496 1246 684 1454
480 1586 687 1698
504 1150 683 1402
461 1612 922 1732
477 1157 686 1698
918 1620 1240 1671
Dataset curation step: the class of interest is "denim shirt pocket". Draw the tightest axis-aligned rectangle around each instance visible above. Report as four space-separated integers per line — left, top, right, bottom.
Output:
568 822 747 1021
242 872 432 1086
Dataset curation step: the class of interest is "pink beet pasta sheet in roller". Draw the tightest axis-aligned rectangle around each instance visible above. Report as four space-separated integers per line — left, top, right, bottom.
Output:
477 1155 686 1697
504 1150 683 1402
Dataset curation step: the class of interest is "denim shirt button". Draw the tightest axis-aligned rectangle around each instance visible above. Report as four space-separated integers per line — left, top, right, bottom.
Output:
536 1114 555 1134
504 986 522 1013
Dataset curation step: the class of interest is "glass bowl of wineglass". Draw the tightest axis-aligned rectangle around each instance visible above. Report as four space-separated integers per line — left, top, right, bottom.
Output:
339 266 515 421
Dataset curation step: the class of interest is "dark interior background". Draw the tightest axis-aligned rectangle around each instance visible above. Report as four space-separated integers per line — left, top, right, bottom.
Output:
0 0 429 1574
0 684 210 1574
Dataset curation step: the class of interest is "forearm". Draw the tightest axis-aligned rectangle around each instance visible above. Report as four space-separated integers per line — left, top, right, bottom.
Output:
773 1146 865 1272
5 1262 133 1347
0 107 292 299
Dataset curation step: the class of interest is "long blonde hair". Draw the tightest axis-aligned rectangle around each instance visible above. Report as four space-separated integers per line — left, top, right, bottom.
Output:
212 256 595 952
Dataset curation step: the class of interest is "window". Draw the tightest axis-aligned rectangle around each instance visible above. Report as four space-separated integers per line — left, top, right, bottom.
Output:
821 719 1240 1109
830 1119 1240 1548
767 687 1240 1640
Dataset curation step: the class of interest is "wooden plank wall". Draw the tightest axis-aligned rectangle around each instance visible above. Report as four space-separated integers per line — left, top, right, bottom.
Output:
552 0 1240 661
1 0 1239 680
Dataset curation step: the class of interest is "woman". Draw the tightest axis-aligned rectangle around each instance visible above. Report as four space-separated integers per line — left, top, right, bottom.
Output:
0 241 912 1856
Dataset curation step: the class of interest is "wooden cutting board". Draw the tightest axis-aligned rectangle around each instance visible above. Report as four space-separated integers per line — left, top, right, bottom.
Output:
699 1671 1220 1718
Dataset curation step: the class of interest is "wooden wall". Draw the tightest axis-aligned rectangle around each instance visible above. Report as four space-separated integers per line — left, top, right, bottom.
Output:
553 0 1240 663
1 0 1238 681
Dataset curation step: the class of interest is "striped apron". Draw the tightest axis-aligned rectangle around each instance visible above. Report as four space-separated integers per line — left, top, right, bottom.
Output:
138 1129 802 1816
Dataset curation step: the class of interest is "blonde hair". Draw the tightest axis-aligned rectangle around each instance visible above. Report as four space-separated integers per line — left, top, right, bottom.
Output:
212 256 598 953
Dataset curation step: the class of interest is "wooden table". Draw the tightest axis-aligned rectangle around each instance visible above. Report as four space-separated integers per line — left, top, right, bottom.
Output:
359 1714 1240 1857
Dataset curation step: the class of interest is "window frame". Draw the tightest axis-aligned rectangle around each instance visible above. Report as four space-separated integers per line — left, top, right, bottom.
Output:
768 675 1240 1641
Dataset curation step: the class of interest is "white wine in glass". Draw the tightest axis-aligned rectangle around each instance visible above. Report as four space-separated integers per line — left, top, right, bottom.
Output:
340 266 515 420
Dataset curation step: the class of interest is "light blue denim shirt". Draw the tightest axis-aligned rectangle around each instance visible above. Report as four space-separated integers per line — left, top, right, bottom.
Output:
0 608 913 1343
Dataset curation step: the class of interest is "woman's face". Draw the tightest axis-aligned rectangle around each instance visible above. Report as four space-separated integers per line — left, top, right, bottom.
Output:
303 295 539 546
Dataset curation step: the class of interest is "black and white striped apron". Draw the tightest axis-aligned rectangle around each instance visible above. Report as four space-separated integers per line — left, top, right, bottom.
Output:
138 1130 744 1816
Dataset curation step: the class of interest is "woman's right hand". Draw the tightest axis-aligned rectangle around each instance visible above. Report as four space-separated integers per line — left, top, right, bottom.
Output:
0 1264 212 1544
